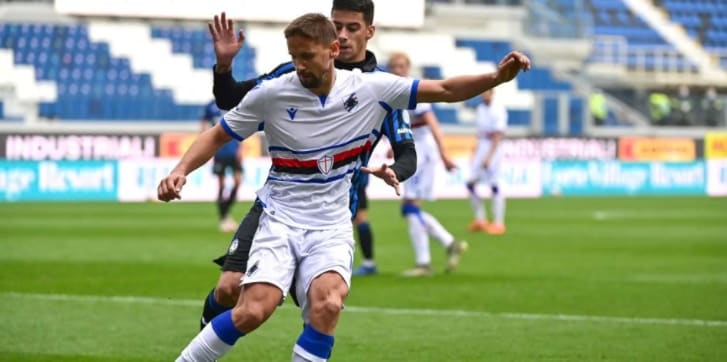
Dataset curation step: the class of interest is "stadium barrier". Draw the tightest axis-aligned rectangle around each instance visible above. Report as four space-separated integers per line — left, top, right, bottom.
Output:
1 132 725 201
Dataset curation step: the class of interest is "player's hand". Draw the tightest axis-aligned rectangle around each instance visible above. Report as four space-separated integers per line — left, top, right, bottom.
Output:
208 12 245 73
361 164 401 196
157 173 187 202
442 156 458 172
495 51 531 84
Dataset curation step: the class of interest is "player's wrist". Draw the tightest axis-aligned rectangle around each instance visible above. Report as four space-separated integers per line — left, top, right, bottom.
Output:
214 62 232 73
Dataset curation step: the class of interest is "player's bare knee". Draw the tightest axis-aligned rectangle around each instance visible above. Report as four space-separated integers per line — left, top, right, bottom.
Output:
309 273 348 318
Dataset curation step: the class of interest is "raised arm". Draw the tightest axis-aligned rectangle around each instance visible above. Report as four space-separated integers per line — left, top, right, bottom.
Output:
208 12 258 110
416 51 531 103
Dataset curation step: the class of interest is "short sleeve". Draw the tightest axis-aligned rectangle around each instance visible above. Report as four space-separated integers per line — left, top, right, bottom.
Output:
221 84 268 141
366 72 419 110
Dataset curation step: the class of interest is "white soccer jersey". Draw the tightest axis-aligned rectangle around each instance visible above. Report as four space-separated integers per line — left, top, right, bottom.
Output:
403 103 439 200
222 69 418 229
470 101 508 184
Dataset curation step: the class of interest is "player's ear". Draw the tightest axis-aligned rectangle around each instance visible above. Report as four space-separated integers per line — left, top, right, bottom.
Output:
366 25 375 40
330 40 340 59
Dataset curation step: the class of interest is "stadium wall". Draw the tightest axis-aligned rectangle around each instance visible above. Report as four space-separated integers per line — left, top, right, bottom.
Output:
1 131 725 201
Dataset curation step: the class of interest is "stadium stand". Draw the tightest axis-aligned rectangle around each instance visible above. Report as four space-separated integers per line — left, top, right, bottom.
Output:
0 0 724 130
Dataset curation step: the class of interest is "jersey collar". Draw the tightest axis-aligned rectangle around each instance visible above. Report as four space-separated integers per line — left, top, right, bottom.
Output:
334 50 378 73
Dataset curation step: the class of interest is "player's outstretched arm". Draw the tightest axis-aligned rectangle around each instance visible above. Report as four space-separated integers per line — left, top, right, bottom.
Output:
361 164 401 196
157 124 233 202
417 51 531 104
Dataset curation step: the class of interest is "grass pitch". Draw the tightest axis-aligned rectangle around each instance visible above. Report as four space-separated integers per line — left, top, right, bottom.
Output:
1 197 726 361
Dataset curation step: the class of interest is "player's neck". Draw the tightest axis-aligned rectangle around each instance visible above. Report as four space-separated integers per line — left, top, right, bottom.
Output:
310 68 337 96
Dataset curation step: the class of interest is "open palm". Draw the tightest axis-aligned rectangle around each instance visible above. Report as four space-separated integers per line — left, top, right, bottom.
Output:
208 12 245 71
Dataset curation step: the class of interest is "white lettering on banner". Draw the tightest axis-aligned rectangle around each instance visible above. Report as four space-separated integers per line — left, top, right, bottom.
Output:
117 158 272 202
0 168 35 199
588 162 647 192
367 156 542 199
5 135 156 161
38 162 114 192
650 163 704 188
502 138 617 160
707 160 727 196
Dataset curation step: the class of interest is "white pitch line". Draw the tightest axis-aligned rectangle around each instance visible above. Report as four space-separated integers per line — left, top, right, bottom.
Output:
2 292 726 328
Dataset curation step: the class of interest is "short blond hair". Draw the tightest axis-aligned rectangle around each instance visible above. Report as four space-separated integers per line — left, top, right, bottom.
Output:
388 51 411 68
284 13 337 45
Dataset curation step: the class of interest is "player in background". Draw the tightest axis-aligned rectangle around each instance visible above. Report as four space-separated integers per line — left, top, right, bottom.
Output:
198 0 416 331
200 99 243 232
387 52 467 277
160 12 530 362
466 88 507 235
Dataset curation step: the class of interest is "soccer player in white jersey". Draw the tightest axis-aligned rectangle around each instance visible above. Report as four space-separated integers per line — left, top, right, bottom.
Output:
467 88 508 235
388 52 467 277
158 13 530 362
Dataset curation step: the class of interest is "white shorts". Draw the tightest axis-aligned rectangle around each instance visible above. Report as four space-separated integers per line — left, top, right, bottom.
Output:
469 140 502 185
403 140 437 201
242 212 355 323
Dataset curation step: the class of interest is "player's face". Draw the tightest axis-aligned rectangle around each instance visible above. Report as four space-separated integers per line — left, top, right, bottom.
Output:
388 57 410 77
287 35 339 89
331 10 374 63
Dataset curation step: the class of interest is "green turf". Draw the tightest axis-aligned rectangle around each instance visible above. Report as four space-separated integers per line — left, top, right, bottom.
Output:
1 197 726 361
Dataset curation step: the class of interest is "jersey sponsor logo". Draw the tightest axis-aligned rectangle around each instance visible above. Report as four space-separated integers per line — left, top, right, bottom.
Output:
286 107 298 120
343 93 359 112
317 155 334 175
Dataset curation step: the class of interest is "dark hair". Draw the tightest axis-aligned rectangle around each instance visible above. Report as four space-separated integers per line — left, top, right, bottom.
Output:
284 13 338 44
331 0 375 25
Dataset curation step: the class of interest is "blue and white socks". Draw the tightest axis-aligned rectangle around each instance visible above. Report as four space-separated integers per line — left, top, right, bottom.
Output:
292 324 335 362
177 310 244 362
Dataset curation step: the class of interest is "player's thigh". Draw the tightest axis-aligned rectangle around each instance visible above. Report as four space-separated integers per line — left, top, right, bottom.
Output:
295 223 355 323
212 158 226 176
217 202 264 272
241 213 297 299
355 183 368 212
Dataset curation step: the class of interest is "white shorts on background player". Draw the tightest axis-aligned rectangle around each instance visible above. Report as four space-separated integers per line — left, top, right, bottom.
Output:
469 101 507 185
403 103 439 200
469 140 503 185
242 212 354 323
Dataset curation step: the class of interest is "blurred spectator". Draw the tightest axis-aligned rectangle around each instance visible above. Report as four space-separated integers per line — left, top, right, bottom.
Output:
649 91 671 125
671 85 694 126
589 91 608 126
700 87 725 127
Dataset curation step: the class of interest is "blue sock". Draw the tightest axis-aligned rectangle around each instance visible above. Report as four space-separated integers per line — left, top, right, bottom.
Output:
401 203 425 225
296 324 334 359
201 288 232 329
210 310 245 345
